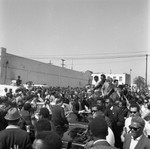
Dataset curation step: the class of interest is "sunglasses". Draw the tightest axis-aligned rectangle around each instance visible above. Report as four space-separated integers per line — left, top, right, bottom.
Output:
91 110 97 113
130 111 137 114
129 126 141 131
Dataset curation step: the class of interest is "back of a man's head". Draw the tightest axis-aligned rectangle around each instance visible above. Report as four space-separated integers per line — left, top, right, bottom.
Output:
39 108 50 119
33 131 62 149
89 116 108 139
35 119 51 134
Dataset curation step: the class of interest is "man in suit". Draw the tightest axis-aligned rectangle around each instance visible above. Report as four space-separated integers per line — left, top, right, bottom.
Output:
123 116 150 149
0 107 32 149
85 116 117 149
51 97 69 138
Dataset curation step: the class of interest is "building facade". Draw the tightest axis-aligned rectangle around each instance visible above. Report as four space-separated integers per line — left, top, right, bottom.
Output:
0 47 92 87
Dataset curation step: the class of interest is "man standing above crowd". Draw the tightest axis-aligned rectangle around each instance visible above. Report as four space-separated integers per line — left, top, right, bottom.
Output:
93 74 106 91
16 75 22 87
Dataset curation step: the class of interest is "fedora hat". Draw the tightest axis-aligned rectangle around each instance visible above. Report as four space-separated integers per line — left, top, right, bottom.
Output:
5 107 20 120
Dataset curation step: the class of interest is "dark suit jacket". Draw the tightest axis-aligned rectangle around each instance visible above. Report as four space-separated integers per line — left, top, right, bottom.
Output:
51 105 68 126
90 140 117 149
104 106 119 125
123 134 150 149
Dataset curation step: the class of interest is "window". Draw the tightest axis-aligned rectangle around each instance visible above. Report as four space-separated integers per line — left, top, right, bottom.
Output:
113 76 116 79
119 76 122 81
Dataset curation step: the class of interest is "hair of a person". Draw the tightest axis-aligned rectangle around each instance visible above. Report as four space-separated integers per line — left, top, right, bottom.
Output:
35 131 62 149
23 103 31 111
89 116 108 139
101 74 106 79
131 116 145 128
55 97 63 104
94 75 99 80
39 108 50 119
35 118 51 133
113 79 118 83
129 102 140 112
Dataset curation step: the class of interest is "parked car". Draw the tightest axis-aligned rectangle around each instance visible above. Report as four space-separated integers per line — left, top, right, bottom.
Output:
62 123 89 149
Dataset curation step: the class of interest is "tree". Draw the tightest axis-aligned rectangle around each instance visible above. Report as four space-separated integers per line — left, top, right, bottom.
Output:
133 76 146 90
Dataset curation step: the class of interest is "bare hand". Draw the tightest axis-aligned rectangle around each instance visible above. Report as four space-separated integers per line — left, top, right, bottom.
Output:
10 145 19 149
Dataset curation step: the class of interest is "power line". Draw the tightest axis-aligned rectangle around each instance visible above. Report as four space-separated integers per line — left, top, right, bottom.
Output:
24 50 149 57
66 58 144 66
29 54 149 60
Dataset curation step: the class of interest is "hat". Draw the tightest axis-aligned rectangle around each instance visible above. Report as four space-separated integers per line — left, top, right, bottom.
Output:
131 116 145 128
5 107 20 120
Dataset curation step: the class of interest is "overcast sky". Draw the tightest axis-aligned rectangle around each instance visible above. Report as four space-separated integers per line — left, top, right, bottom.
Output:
0 0 150 84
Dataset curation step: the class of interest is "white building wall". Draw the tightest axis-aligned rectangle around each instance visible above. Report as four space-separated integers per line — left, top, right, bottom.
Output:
0 48 92 87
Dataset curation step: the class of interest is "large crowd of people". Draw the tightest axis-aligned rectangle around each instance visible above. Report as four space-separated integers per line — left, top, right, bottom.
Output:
0 74 150 149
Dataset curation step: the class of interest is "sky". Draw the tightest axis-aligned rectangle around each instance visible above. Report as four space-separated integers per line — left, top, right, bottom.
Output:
0 0 150 84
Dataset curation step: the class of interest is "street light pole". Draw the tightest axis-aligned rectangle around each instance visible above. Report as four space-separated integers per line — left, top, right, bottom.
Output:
130 69 132 86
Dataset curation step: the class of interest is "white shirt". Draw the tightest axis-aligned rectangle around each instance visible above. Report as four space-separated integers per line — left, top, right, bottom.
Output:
125 117 132 133
129 136 141 149
107 126 115 147
6 125 19 129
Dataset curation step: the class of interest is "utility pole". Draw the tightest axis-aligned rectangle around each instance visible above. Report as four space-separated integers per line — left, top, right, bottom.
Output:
145 54 148 87
130 68 132 86
61 59 65 67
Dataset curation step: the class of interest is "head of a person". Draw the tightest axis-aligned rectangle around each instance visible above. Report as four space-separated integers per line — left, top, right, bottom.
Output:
32 131 62 149
39 108 50 120
105 98 113 108
94 76 99 82
5 107 20 125
106 76 113 83
100 74 106 81
129 116 145 139
91 105 98 118
4 88 8 92
17 100 24 110
55 97 63 106
89 116 108 140
96 98 104 107
34 119 51 137
129 103 140 117
24 102 32 111
118 100 127 108
113 79 118 87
